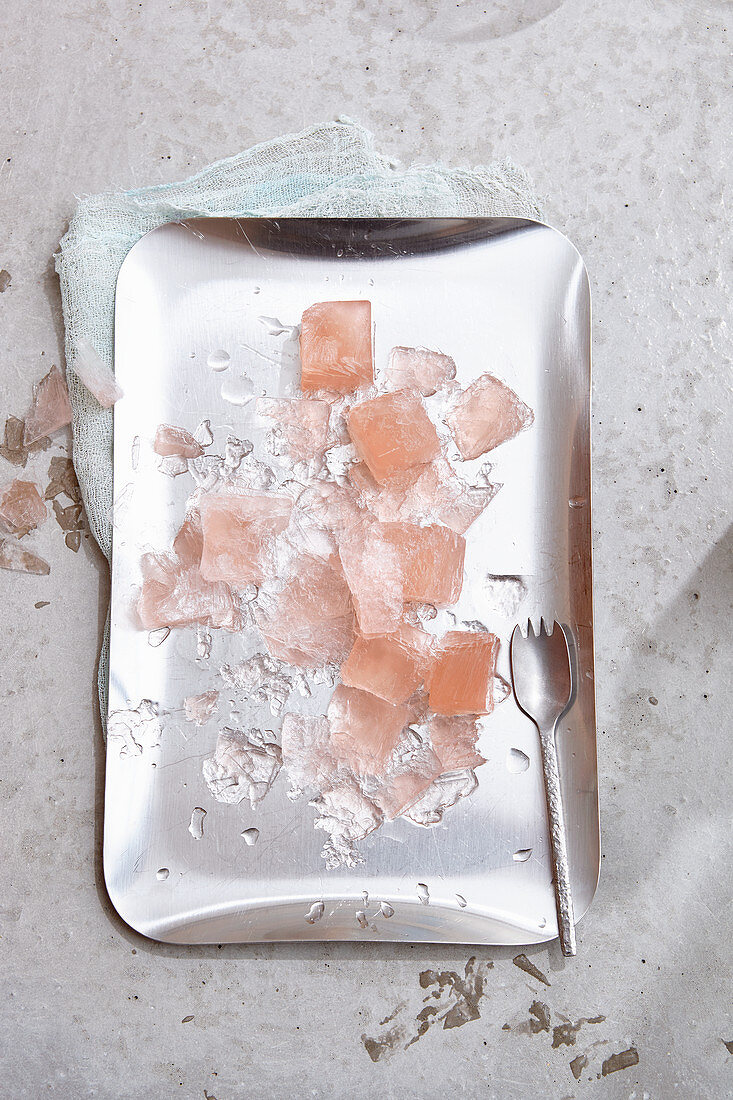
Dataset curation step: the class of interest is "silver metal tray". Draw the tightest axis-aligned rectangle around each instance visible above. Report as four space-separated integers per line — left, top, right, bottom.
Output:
106 217 598 945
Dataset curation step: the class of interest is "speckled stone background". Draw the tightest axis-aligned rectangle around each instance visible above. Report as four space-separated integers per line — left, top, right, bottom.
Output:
1 2 731 1098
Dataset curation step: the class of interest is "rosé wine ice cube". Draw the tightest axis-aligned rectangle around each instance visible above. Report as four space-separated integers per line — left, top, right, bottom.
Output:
299 300 373 394
281 714 339 794
184 689 219 725
338 521 404 635
153 424 204 459
258 397 332 461
199 490 292 587
327 684 409 776
0 537 50 575
347 389 440 483
256 552 355 667
386 346 456 396
383 522 465 606
138 550 241 631
428 714 485 771
0 479 47 536
341 624 434 705
446 373 534 460
23 366 73 445
429 630 500 715
73 338 124 408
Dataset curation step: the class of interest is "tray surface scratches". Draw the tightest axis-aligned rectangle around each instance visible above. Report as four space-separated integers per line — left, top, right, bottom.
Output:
107 217 597 944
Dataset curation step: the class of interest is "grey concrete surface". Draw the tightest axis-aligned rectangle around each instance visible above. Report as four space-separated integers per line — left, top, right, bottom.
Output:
1 1 731 1097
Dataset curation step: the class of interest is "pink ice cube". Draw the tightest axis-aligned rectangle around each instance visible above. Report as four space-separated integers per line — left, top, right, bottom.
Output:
199 490 292 587
338 521 404 636
341 624 434 705
382 522 466 606
347 389 440 483
258 397 332 461
385 346 456 396
446 373 534 460
73 338 124 408
327 684 409 776
299 300 373 394
153 424 204 459
428 714 485 771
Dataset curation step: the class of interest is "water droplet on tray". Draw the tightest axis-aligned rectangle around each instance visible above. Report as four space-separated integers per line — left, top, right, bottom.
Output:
455 894 467 908
513 848 533 862
258 316 298 337
156 867 169 881
379 901 394 918
569 497 587 509
361 889 369 906
188 807 206 840
194 418 213 447
240 827 260 846
207 349 230 372
196 628 212 661
252 286 260 294
305 901 324 924
221 374 254 406
507 747 530 773
417 883 430 905
356 910 369 929
539 916 547 929
147 626 171 648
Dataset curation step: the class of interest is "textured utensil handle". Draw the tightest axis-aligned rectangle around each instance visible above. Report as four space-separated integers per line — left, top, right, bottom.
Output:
539 725 577 956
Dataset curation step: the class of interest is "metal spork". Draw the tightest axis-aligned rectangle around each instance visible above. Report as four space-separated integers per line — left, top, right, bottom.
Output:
510 619 576 956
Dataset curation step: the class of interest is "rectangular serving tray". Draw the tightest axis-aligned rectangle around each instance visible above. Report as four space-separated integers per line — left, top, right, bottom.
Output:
105 217 598 944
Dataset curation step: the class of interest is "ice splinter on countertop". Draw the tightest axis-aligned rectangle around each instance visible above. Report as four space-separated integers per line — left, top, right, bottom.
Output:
23 366 73 445
0 479 47 536
0 536 50 575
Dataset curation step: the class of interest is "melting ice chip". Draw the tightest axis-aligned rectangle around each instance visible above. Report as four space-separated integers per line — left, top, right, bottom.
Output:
23 365 73 445
188 806 207 840
416 883 430 905
184 690 219 726
240 827 260 846
507 747 530 773
310 782 383 869
304 901 324 924
385 346 456 397
513 848 533 863
193 419 214 447
202 728 282 806
0 479 47 536
73 338 124 408
107 699 163 757
154 424 203 459
147 627 171 648
355 911 369 929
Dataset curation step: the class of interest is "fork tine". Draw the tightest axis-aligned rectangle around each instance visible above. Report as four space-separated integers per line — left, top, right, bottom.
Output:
526 617 536 639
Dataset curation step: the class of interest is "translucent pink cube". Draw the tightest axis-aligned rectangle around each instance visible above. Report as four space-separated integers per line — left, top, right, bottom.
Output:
386 346 456 396
199 490 292 587
446 373 534 460
347 389 441 483
327 685 409 776
341 624 434 705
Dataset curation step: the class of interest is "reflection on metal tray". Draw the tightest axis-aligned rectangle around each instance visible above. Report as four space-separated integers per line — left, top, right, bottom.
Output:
106 217 598 945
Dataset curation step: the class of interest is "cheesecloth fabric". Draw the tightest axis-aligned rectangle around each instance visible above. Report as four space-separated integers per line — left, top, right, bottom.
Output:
55 118 542 720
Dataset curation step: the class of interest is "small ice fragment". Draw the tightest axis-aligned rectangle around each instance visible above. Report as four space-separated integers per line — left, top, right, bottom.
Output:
184 689 219 725
258 397 331 461
356 911 369 929
147 626 171 648
324 443 358 483
299 300 372 394
23 366 73 445
483 575 527 617
131 435 140 470
348 390 440 483
0 479 47 536
188 807 207 840
196 628 212 661
513 848 533 862
221 654 293 717
220 373 255 406
202 728 282 806
361 890 369 905
1 415 49 467
493 674 511 705
311 782 383 868
65 530 82 552
428 714 485 771
156 868 170 881
153 424 203 459
403 770 478 826
304 901 324 924
445 373 534 460
507 748 530 773
107 699 162 757
281 714 337 796
569 497 587 509
158 454 189 478
72 338 124 407
416 883 430 905
193 419 214 447
240 827 260 846
223 436 253 472
0 537 50 575
259 316 298 337
380 901 395 918
385 346 456 396
207 349 230 371
456 894 467 908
